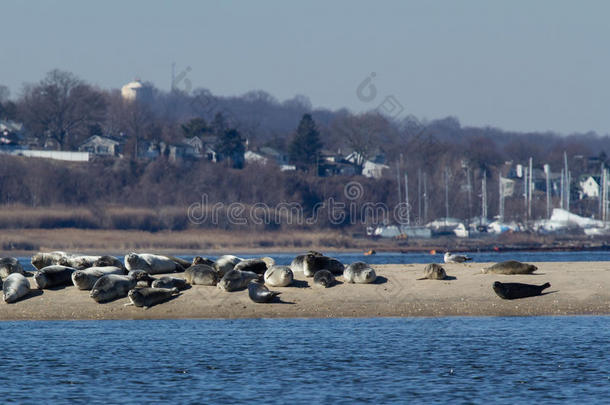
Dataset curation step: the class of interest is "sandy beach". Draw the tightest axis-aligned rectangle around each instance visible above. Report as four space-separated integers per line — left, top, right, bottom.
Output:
1 261 609 320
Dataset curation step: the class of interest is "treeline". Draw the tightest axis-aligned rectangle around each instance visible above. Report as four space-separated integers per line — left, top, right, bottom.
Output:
2 70 610 228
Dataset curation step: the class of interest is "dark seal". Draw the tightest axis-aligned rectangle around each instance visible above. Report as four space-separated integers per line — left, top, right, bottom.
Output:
492 281 550 300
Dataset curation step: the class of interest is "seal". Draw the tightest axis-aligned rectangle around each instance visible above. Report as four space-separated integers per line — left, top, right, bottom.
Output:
290 251 323 273
248 280 281 303
264 265 293 287
0 257 25 279
127 269 157 287
90 274 137 303
303 254 344 277
126 287 180 309
185 264 218 286
93 255 124 270
31 251 69 270
71 266 124 290
444 252 472 263
151 276 190 290
343 262 377 284
217 269 259 292
34 265 76 289
3 273 30 303
192 256 216 267
234 258 273 275
417 263 448 280
492 281 550 300
164 255 191 271
124 253 181 275
59 255 101 269
482 261 537 275
214 255 243 277
313 270 335 288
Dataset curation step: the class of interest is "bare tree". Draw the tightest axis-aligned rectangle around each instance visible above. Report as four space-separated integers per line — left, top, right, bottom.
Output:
18 69 106 150
330 112 392 173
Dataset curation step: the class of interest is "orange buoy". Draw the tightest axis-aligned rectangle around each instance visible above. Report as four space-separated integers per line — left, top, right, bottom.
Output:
364 249 376 256
429 249 436 255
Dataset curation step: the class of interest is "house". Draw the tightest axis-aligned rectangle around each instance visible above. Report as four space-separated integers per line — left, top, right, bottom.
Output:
0 120 23 146
579 176 601 199
78 135 121 156
245 150 267 164
318 161 357 177
259 147 289 165
362 160 389 179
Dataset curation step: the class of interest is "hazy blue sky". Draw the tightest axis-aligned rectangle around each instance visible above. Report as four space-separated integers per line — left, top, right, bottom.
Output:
2 0 609 134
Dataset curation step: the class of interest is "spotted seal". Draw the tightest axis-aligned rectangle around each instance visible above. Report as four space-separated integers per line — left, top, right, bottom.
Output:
290 251 323 273
343 262 377 284
313 270 335 288
417 263 448 280
93 255 124 270
217 269 259 292
192 256 215 267
127 269 157 287
31 251 69 270
124 253 181 275
151 277 189 290
234 257 274 275
126 287 180 308
0 257 25 279
3 273 30 303
264 265 293 287
303 255 344 277
71 266 124 290
34 265 76 289
482 261 538 275
492 281 550 300
90 274 137 303
248 281 281 303
185 264 218 285
214 255 243 277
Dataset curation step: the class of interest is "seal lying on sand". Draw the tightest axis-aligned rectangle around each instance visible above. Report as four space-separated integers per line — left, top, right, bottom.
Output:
343 262 377 284
126 287 180 308
417 263 448 280
185 264 218 285
264 266 293 287
124 253 181 275
248 281 281 303
31 251 69 270
90 274 137 303
93 255 124 270
59 255 101 269
303 254 344 277
483 261 538 275
151 277 189 290
217 269 259 292
71 266 124 290
3 273 30 303
0 257 25 279
34 265 76 289
214 255 243 277
127 270 156 287
192 256 215 267
492 281 550 300
290 251 323 273
234 257 274 275
313 270 335 288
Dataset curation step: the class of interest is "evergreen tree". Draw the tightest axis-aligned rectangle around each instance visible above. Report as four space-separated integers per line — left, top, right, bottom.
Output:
289 113 322 170
216 128 245 168
211 112 228 136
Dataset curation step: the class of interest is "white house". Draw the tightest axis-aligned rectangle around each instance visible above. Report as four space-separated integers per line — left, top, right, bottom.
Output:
362 160 389 179
579 176 600 199
78 135 121 156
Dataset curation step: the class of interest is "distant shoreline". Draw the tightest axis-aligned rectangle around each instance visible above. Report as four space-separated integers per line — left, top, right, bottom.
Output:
1 227 608 257
1 262 608 321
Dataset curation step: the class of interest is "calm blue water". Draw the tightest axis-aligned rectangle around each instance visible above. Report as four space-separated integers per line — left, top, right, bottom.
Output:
15 250 610 270
0 317 608 404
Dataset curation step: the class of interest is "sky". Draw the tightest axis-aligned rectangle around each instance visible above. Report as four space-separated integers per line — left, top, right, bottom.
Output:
1 0 610 135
